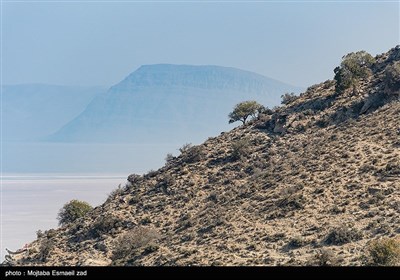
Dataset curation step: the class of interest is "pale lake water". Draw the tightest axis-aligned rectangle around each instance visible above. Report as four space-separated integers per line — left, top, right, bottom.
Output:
0 174 127 262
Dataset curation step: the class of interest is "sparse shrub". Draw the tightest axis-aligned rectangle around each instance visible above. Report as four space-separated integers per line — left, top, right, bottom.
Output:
228 100 263 124
165 153 175 164
385 61 400 91
57 200 93 226
181 145 204 163
112 227 160 263
309 248 341 266
263 233 286 242
375 161 400 178
140 216 152 225
128 195 139 205
278 194 304 211
90 214 118 238
277 186 305 212
207 191 218 203
143 244 159 255
231 138 250 160
36 230 44 239
325 226 363 245
359 163 377 174
177 213 193 232
306 98 332 112
107 184 124 202
334 51 375 94
295 124 306 133
259 106 273 115
331 205 346 214
384 161 400 176
127 173 141 184
288 236 306 248
315 117 330 128
46 229 57 239
366 238 400 266
156 173 175 192
38 239 54 262
281 92 298 105
179 143 193 153
144 169 158 179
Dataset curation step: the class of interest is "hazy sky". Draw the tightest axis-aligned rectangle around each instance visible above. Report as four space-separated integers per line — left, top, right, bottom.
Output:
3 1 399 88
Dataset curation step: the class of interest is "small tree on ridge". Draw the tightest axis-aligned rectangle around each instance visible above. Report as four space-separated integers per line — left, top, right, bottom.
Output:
228 101 263 125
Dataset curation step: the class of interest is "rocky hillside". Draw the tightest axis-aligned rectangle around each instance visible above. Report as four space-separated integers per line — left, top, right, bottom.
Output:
5 46 400 266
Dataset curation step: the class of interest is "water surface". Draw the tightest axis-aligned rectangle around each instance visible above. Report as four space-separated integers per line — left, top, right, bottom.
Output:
1 174 127 262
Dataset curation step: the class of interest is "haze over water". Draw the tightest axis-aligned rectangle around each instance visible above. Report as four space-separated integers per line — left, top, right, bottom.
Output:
1 175 127 261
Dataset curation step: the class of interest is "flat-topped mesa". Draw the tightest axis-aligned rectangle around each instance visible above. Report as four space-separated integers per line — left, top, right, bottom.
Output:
47 64 301 143
110 64 296 93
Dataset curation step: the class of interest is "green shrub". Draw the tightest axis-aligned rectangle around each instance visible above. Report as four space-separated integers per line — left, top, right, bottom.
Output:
366 238 400 266
334 51 375 93
57 200 93 226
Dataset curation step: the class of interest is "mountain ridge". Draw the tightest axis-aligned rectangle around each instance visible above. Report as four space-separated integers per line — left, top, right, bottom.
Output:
111 64 300 92
5 46 400 266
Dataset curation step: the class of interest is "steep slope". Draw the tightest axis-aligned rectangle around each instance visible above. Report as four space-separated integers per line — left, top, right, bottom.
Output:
2 84 106 142
5 46 400 266
47 65 302 143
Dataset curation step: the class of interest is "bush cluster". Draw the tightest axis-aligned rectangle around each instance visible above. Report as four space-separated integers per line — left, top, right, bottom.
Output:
57 200 93 226
334 51 375 93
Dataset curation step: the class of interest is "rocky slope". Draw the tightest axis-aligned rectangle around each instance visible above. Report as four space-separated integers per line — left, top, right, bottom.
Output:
5 46 400 266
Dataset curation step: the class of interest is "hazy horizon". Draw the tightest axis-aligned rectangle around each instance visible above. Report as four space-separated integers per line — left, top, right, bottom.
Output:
2 1 399 174
2 63 303 89
3 1 399 88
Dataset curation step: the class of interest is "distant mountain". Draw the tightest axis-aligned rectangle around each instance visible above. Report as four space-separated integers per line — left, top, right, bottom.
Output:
48 64 302 143
3 84 106 141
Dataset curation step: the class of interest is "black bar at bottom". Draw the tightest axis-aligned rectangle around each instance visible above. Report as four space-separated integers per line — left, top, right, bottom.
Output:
0 266 398 278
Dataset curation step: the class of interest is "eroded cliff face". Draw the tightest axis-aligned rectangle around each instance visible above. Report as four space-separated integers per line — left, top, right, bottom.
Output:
6 46 399 266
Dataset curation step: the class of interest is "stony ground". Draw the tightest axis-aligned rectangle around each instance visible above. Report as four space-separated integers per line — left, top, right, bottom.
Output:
5 46 400 266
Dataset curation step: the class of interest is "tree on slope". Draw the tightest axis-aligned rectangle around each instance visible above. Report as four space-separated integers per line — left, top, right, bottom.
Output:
228 100 263 125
